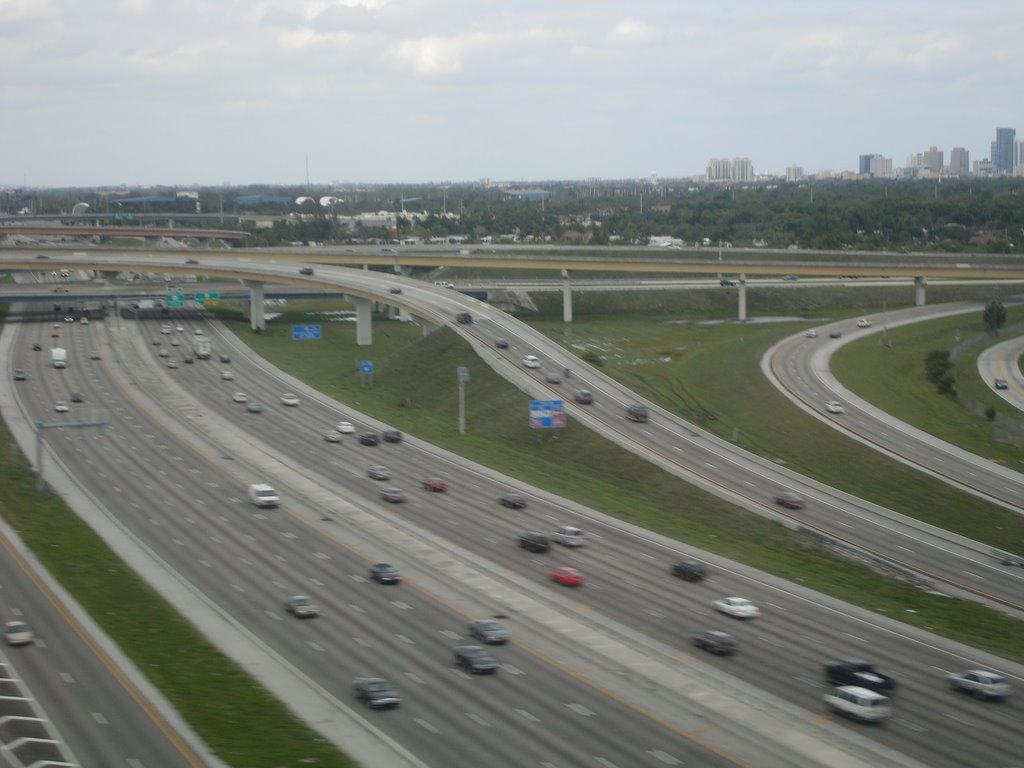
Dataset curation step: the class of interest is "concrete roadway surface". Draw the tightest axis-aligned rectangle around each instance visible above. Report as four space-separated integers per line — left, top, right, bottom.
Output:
979 336 1024 412
765 302 1024 573
0 336 217 767
50 306 1024 768
5 316 788 768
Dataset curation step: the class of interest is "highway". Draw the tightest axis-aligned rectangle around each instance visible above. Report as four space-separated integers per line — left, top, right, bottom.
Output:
3 256 1024 767
10 290 1024 766
979 336 1024 412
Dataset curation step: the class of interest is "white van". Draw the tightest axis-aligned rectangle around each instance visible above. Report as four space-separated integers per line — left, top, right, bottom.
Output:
553 526 587 547
823 686 892 723
248 484 279 508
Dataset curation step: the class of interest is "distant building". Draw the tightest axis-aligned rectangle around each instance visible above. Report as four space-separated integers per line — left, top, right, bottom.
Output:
706 158 733 183
973 158 995 176
868 155 892 178
858 155 873 175
994 127 1016 174
923 146 943 174
732 157 754 182
949 147 970 176
786 164 804 182
1014 139 1024 177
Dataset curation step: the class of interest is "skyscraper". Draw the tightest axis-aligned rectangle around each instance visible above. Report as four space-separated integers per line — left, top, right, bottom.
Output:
994 127 1016 174
859 155 873 175
949 147 969 176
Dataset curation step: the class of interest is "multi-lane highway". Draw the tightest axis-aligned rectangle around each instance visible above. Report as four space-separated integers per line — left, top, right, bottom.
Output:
7 280 1023 767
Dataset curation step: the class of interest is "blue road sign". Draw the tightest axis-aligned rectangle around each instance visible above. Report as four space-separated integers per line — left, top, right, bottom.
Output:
359 360 374 374
529 399 566 429
292 325 322 340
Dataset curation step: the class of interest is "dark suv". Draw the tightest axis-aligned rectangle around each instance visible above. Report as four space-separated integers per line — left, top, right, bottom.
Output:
456 312 473 324
370 563 401 584
353 677 401 709
824 659 897 693
454 645 498 674
671 560 706 582
518 531 550 553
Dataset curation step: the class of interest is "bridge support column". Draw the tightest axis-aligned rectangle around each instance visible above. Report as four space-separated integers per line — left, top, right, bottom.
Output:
914 276 927 306
398 307 412 322
244 281 266 331
738 274 747 321
562 269 573 323
355 297 373 345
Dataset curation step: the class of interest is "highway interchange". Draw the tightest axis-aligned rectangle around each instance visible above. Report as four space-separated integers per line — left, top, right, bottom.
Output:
1 255 1023 767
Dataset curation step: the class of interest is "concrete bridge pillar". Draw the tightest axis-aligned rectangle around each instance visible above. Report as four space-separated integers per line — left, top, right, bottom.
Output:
562 269 573 323
914 276 927 306
243 280 265 331
355 297 373 345
398 307 412 322
738 274 747 321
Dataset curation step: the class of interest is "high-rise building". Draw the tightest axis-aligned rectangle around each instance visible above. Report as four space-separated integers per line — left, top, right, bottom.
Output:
949 147 969 176
731 157 754 182
869 155 892 177
859 155 873 175
705 158 733 183
994 127 1016 174
1014 139 1024 177
923 146 943 173
786 164 804 182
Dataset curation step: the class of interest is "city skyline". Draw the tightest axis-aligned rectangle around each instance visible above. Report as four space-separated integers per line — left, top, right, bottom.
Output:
2 1 1021 187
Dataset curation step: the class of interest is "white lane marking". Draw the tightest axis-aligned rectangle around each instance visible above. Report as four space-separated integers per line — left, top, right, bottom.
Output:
894 717 926 732
566 702 596 716
348 604 366 614
414 718 440 734
306 641 326 652
392 601 413 610
396 634 415 645
439 629 462 641
517 709 540 722
466 712 492 727
647 751 683 765
595 759 623 768
353 637 371 648
404 672 426 685
963 571 983 580
842 632 866 643
59 671 75 683
91 711 109 725
503 664 525 676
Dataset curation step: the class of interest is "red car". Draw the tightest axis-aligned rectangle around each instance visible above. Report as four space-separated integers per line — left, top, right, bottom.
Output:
421 478 448 492
51 331 60 338
551 567 584 587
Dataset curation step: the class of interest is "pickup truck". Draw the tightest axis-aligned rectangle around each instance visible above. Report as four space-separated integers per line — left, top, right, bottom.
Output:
824 659 897 693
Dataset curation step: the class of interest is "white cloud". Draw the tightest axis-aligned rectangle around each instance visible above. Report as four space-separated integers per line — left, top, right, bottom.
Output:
608 16 657 44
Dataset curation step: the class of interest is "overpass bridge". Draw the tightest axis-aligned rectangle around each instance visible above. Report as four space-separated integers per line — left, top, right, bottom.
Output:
3 245 1024 329
0 225 247 244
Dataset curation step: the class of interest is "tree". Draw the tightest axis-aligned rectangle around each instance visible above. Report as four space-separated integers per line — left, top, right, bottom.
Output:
983 299 1007 336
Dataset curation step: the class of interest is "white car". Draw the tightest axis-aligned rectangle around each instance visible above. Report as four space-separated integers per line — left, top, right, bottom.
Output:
553 525 587 547
280 393 300 407
825 401 844 414
824 686 891 723
221 371 235 380
323 431 343 443
3 621 34 646
194 329 205 335
522 355 541 369
232 392 249 403
175 325 184 332
805 329 818 338
160 324 172 334
947 669 1013 700
856 318 871 328
54 401 69 413
336 421 356 434
713 597 760 619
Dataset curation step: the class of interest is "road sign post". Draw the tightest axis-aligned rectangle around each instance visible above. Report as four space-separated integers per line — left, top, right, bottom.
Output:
457 366 470 434
359 360 374 387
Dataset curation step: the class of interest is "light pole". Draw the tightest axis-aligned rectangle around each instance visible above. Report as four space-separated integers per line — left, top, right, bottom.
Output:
457 366 470 434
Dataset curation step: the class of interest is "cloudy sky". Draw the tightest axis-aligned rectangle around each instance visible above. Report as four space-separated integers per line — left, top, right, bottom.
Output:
2 0 1019 187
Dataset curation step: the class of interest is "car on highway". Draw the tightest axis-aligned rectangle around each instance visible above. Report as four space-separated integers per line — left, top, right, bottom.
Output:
518 531 550 553
468 619 509 645
805 329 818 338
499 493 528 509
32 343 42 351
553 526 587 547
221 371 234 380
232 392 248 403
13 369 25 381
219 354 231 363
382 429 402 443
54 401 69 413
323 430 343 443
775 491 804 509
194 329 204 336
167 359 179 368
161 324 172 334
719 278 737 287
824 659 897 693
89 351 101 360
170 338 181 346
453 645 498 674
246 401 263 413
389 287 402 295
367 466 391 480
183 355 194 364
380 487 405 503
824 686 891 723
544 371 562 384
455 312 473 324
185 260 199 266
70 391 84 403
285 595 319 618
824 400 845 414
299 266 314 275
782 274 799 281
3 621 34 646
671 559 707 582
336 421 356 434
551 566 584 587
369 563 401 584
574 389 594 404
994 378 1009 390
158 348 170 358
947 670 1012 700
522 355 541 369
495 338 509 349
856 318 871 328
280 393 300 407
51 330 59 338
713 597 760 619
829 330 842 339
421 477 448 492
354 677 401 709
692 630 737 655
359 432 380 446
175 325 185 332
